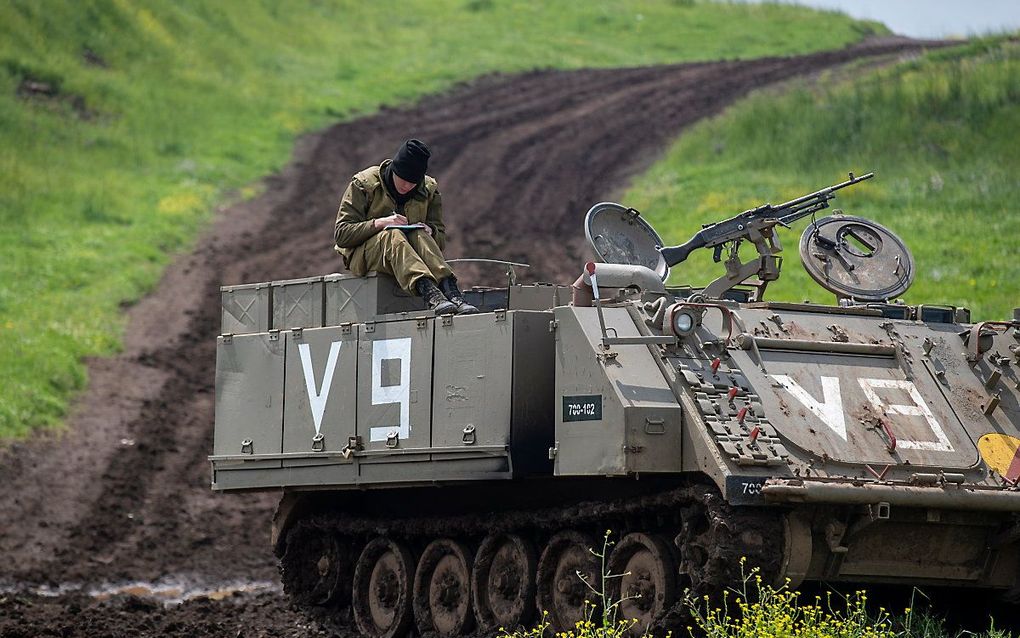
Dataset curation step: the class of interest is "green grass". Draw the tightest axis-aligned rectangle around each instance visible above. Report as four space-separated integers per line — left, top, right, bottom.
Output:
625 37 1020 320
0 1 884 438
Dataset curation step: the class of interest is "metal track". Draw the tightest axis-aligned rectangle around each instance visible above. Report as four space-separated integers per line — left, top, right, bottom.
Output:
278 482 784 636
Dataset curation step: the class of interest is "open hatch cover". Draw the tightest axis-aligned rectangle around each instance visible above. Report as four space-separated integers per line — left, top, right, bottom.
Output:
584 202 669 281
800 215 915 302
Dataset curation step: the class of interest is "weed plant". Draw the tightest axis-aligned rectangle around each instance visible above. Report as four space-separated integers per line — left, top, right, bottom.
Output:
501 539 1016 638
627 37 1020 320
686 560 893 638
0 0 882 438
684 562 1016 638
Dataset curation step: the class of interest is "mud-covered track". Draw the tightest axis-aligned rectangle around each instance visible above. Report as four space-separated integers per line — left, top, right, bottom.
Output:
280 481 783 636
0 37 946 637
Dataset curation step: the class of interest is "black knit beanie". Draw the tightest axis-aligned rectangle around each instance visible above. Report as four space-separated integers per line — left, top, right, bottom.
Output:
390 139 431 184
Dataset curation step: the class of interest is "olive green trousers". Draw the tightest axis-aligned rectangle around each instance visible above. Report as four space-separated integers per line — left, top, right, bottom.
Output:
347 228 454 294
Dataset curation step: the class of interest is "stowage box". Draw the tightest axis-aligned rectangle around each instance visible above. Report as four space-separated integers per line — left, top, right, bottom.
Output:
324 272 421 324
271 276 325 330
220 282 272 335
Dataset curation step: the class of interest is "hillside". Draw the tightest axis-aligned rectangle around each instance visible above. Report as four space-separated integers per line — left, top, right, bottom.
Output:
0 41 952 638
626 37 1020 319
0 0 885 438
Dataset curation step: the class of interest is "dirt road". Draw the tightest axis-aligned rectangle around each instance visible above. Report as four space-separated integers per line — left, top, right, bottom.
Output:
0 38 945 637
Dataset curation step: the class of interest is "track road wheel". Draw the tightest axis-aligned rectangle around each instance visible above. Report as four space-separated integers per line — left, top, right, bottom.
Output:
607 533 677 636
472 533 537 633
280 524 349 608
536 531 599 634
413 538 475 637
352 537 415 638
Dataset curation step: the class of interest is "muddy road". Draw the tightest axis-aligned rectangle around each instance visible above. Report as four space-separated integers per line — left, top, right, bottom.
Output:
0 38 951 637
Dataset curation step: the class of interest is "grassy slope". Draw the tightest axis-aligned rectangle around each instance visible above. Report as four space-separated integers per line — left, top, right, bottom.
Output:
0 1 883 438
625 37 1020 320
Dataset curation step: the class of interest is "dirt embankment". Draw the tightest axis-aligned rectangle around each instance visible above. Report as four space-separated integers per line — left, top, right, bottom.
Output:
0 37 948 637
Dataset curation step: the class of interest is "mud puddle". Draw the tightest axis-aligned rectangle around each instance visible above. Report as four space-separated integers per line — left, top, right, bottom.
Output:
1 577 279 606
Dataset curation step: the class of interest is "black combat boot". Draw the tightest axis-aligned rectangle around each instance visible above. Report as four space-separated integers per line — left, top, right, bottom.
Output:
415 277 457 315
438 276 479 315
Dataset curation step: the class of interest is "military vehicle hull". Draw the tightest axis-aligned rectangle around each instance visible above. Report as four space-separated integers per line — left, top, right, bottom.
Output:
211 268 1020 636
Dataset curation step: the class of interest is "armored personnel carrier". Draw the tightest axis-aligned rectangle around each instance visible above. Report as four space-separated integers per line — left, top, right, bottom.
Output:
211 173 1020 637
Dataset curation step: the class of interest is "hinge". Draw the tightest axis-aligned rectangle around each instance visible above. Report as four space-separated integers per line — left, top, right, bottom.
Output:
341 322 353 336
441 315 454 327
292 327 303 340
365 322 376 334
268 329 280 342
548 443 558 460
495 309 507 322
416 317 428 330
549 320 559 333
221 333 233 344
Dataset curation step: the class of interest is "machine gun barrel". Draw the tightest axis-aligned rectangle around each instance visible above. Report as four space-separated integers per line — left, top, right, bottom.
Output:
659 172 873 267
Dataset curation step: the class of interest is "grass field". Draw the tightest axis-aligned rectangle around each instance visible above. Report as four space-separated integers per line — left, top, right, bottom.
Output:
0 1 884 438
624 37 1020 320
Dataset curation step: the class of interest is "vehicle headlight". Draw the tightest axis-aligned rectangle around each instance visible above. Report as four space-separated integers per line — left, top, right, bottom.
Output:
665 303 700 338
673 310 695 335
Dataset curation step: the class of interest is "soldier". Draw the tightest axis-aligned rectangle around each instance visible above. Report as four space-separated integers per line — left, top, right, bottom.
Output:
334 139 478 315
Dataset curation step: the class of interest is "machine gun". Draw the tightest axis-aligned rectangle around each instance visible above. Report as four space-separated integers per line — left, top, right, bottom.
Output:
658 171 873 300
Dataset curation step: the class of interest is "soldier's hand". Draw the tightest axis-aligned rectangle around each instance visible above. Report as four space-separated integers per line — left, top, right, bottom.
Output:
373 213 408 230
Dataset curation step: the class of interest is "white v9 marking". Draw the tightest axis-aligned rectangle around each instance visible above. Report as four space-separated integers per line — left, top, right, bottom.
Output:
298 341 342 435
771 375 847 440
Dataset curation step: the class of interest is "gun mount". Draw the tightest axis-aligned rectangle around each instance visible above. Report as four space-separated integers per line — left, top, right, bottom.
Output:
657 172 874 300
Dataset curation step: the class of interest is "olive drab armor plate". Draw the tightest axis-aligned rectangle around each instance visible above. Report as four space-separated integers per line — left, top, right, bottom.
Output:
584 202 669 281
356 318 434 453
700 308 980 469
553 306 682 475
214 332 285 467
432 313 512 448
283 326 358 460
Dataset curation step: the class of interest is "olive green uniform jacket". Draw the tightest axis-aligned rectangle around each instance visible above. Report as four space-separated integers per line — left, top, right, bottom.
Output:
334 160 451 292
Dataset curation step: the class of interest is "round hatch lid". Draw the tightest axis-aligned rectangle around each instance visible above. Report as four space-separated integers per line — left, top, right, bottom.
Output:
584 202 669 281
799 215 914 302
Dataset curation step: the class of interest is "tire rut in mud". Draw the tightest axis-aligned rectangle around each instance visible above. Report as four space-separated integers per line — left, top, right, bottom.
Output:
0 37 948 637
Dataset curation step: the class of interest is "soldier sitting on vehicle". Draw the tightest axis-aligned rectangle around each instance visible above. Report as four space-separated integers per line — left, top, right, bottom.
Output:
333 139 478 315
